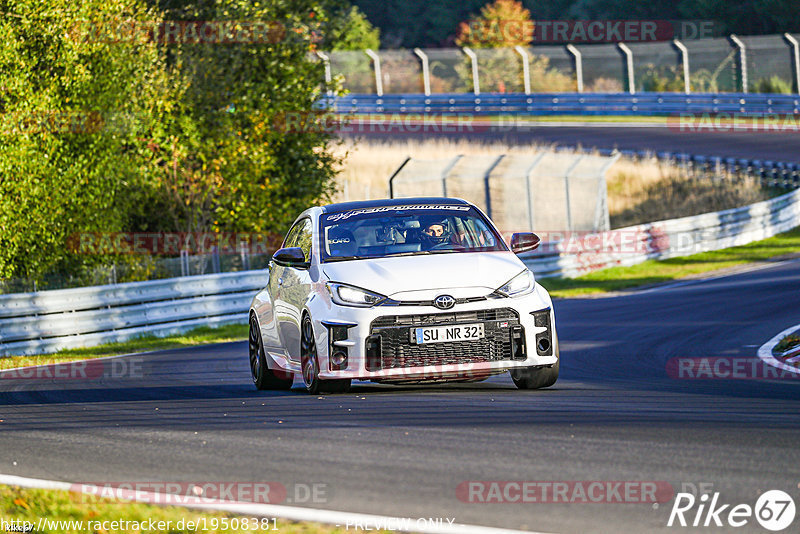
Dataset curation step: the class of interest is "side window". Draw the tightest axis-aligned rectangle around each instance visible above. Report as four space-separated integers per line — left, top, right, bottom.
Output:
295 219 313 262
283 219 313 263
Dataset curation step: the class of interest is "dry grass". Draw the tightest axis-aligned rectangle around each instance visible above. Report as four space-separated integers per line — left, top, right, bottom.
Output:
332 139 775 227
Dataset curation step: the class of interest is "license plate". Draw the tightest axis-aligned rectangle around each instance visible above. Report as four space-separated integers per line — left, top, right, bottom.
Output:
413 323 485 344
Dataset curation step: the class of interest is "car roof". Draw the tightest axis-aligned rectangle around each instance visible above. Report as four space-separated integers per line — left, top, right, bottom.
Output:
320 197 471 214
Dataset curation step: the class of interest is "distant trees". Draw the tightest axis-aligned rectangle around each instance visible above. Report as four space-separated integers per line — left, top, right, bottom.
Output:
353 0 800 48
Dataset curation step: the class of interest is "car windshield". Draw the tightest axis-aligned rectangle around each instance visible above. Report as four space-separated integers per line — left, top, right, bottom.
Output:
320 204 507 262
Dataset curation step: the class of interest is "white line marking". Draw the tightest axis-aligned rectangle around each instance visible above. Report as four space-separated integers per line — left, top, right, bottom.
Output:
0 474 550 534
757 323 800 376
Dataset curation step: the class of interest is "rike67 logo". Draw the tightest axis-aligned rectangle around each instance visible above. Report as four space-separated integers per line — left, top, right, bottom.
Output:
668 490 796 531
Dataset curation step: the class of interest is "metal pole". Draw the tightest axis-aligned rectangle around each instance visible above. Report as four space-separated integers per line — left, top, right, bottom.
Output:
462 47 480 95
673 39 691 94
388 156 411 198
566 44 583 93
595 153 620 232
729 34 748 93
563 156 585 232
414 48 431 96
364 49 383 96
482 155 505 219
617 42 635 94
315 51 332 95
784 33 800 94
524 154 546 231
514 45 531 94
441 155 463 197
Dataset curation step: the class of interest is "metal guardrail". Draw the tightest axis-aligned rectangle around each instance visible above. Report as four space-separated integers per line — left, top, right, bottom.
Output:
2 187 798 357
0 271 267 357
519 187 800 278
331 92 800 116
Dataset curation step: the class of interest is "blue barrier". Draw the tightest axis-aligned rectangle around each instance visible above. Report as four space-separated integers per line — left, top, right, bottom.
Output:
327 92 800 189
331 92 800 116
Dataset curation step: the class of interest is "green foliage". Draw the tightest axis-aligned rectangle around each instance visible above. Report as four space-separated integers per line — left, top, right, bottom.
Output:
320 2 380 50
0 0 353 284
639 64 685 92
753 75 793 94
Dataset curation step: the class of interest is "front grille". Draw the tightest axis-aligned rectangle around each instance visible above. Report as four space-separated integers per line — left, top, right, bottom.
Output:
367 308 523 371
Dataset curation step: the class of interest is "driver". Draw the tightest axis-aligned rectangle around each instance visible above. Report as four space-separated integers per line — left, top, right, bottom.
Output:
419 218 453 249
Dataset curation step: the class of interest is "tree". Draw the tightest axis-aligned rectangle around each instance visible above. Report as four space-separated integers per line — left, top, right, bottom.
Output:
455 0 533 48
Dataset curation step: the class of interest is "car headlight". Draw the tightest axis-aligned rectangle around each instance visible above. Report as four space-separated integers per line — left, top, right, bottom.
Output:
327 282 387 307
496 270 535 297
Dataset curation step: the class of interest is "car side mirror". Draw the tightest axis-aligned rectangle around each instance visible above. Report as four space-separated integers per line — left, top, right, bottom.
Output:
510 232 540 254
272 247 309 268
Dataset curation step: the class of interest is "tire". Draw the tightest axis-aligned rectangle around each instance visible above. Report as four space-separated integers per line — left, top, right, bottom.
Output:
510 330 560 390
301 315 351 394
249 314 294 391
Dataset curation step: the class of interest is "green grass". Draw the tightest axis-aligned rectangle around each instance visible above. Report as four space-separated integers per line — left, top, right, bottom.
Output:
0 485 359 533
774 334 800 354
0 323 248 371
539 226 800 298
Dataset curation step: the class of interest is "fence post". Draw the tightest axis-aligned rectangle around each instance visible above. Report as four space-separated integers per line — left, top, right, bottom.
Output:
524 154 546 231
413 48 431 96
365 49 383 96
595 153 620 232
617 42 635 94
566 44 584 93
514 45 531 94
729 34 748 93
673 39 691 94
441 155 464 196
784 33 800 94
315 51 332 95
387 157 411 199
482 155 505 219
563 156 585 232
462 47 480 95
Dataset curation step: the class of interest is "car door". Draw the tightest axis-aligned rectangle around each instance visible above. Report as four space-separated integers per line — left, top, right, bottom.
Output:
275 217 314 363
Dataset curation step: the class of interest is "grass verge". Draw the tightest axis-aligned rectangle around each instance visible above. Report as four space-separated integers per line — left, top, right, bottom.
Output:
0 485 355 533
0 323 248 371
538 226 800 298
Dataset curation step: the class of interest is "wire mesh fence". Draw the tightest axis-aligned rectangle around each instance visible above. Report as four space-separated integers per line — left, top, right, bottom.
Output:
321 33 800 95
387 152 618 234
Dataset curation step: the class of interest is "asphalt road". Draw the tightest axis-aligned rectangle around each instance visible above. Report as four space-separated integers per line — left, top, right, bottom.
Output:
1 260 799 533
344 125 800 164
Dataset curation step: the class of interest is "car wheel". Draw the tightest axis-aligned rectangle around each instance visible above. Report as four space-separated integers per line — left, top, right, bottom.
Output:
510 330 560 390
249 314 294 391
301 315 351 394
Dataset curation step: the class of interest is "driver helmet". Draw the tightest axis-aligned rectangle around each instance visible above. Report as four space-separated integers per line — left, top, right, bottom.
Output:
419 217 451 247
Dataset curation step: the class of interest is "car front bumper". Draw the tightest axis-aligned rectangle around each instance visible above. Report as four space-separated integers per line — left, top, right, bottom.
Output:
299 282 558 381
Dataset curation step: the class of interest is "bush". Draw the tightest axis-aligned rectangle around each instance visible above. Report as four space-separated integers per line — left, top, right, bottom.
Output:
753 75 793 94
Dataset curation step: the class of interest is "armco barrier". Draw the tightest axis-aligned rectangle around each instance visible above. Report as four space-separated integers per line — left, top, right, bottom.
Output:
520 187 800 278
0 271 267 357
330 92 800 116
2 189 799 357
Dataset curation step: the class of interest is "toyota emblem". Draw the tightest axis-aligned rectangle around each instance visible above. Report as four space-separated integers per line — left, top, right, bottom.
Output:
434 295 456 310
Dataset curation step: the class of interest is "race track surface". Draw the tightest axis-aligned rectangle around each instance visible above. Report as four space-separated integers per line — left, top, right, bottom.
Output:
1 260 799 533
343 125 800 164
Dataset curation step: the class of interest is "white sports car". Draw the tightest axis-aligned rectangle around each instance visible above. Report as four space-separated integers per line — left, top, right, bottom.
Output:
248 197 559 394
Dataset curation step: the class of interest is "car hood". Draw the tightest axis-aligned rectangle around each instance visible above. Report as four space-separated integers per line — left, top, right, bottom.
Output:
321 251 527 300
